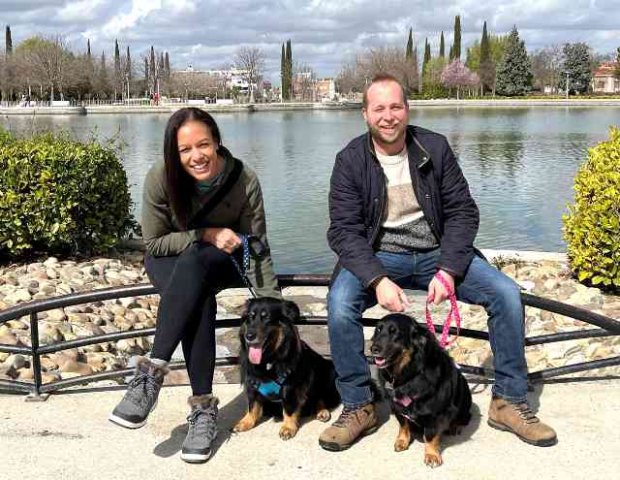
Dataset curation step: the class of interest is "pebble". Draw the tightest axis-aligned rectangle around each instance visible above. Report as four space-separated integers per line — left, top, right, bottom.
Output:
0 253 618 384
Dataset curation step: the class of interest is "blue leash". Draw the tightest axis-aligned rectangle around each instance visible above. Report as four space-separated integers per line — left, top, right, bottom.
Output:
230 234 257 298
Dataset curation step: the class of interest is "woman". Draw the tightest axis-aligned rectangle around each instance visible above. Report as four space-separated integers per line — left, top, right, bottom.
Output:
109 108 280 463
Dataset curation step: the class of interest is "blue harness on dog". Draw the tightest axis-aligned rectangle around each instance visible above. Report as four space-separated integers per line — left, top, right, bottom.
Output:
250 366 292 402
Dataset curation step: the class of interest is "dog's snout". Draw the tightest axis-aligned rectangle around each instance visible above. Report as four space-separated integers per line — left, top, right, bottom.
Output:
245 331 257 342
370 343 381 355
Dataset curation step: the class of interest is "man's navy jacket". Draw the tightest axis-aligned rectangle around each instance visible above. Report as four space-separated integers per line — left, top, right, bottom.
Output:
327 125 480 287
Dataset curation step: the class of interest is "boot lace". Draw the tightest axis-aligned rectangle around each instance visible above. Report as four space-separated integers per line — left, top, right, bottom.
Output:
126 372 159 408
186 407 218 443
333 407 358 428
513 403 540 424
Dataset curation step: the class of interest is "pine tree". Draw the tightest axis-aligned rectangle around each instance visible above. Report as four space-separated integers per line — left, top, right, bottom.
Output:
495 26 532 96
439 31 445 58
5 26 12 55
478 21 495 94
452 15 461 60
560 43 593 94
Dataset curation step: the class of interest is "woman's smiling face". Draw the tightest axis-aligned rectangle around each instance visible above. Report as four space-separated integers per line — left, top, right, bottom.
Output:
177 120 222 182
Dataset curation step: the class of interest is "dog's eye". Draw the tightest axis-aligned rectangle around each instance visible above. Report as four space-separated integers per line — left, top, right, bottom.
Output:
249 311 256 319
260 310 267 318
388 325 397 335
376 324 383 333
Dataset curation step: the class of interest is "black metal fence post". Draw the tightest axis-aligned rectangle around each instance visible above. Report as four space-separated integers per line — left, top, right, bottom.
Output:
26 311 49 402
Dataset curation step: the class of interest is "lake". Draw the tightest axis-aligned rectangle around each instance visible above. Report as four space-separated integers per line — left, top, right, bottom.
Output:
2 107 618 273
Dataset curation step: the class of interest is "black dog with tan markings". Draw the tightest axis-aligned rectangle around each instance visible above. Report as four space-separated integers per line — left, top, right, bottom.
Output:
370 313 472 467
234 297 340 440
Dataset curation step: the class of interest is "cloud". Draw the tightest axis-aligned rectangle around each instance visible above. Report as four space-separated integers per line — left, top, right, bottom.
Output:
1 0 619 81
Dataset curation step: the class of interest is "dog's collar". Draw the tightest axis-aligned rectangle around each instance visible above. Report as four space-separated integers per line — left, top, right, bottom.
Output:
250 367 292 401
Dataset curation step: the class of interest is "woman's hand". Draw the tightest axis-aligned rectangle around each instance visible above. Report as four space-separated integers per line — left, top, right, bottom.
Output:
202 227 241 254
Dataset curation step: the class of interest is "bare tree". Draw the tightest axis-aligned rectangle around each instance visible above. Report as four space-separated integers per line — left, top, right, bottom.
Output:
293 63 316 101
233 46 265 102
531 44 564 93
14 35 72 102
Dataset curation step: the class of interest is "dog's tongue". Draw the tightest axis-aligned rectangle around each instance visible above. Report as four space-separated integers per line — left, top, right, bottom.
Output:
374 357 386 368
248 346 262 365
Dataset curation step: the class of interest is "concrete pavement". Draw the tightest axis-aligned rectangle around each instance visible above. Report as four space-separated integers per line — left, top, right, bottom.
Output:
1 380 619 480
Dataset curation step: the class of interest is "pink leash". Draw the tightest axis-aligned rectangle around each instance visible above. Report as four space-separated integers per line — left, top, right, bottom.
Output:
425 271 461 348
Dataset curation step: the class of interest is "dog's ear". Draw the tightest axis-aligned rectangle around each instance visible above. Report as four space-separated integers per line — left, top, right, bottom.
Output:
409 320 427 349
240 299 252 318
281 300 300 322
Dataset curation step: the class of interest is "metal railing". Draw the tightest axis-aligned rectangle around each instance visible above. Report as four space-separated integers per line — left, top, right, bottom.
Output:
1 274 619 399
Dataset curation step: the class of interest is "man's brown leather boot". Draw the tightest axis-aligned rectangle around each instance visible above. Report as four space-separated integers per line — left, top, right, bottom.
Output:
488 397 557 447
318 403 379 451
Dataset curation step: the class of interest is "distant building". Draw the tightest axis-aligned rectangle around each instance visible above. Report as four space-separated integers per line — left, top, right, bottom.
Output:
316 78 336 101
592 62 620 94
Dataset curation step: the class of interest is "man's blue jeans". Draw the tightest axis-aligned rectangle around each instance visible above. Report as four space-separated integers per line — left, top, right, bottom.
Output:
327 248 528 408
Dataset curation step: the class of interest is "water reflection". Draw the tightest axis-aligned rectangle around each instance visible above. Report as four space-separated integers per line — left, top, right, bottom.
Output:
2 107 618 272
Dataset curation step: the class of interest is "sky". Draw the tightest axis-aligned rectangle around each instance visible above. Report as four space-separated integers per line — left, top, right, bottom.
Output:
1 0 619 83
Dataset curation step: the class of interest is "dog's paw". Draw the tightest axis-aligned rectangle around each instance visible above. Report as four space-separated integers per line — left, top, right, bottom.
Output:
279 425 298 440
424 452 443 468
232 419 255 433
394 438 410 452
316 409 331 423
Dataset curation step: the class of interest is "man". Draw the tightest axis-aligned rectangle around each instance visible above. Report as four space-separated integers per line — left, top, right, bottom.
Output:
318 73 557 451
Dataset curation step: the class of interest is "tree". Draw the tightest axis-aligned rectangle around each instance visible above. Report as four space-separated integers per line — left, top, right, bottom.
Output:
233 46 265 102
113 39 121 99
439 31 445 58
422 38 431 77
441 59 479 99
285 40 293 100
164 52 170 80
451 15 461 60
495 26 532 96
560 42 593 94
404 28 419 94
87 39 91 59
422 57 448 97
94 51 110 98
280 43 286 99
14 35 73 101
5 26 12 55
293 63 316 101
3 26 14 101
615 47 620 81
530 44 563 93
478 21 495 94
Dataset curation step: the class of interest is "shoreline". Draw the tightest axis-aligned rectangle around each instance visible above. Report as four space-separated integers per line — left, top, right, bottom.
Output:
2 98 620 116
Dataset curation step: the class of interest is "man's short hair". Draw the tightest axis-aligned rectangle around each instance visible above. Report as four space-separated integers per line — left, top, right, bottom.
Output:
362 73 408 109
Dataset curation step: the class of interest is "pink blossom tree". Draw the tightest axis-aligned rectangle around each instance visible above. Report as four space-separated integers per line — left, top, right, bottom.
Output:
440 59 480 99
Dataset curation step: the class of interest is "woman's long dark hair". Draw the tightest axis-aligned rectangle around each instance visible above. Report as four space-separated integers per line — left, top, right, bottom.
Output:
163 107 222 229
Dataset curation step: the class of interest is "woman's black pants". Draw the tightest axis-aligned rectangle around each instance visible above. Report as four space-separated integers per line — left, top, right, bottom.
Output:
145 243 241 395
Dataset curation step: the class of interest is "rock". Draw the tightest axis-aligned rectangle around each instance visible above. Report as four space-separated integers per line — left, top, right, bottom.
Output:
43 257 59 267
40 356 59 371
0 333 21 346
46 268 59 279
4 289 32 304
59 359 94 375
3 354 27 370
46 308 67 322
41 372 61 383
39 323 64 344
17 367 34 380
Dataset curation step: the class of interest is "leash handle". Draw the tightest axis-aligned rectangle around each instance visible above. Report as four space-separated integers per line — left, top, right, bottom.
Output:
425 271 461 348
230 234 257 298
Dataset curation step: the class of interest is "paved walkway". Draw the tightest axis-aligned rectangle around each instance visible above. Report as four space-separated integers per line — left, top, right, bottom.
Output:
1 380 618 480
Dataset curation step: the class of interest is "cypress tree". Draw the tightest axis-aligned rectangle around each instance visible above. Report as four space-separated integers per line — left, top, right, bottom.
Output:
406 27 413 59
126 46 132 96
280 43 286 100
149 46 156 92
615 47 620 81
439 31 445 58
479 21 495 94
5 26 12 55
495 26 532 96
114 40 120 73
164 52 170 79
452 15 461 60
285 39 292 100
87 39 91 59
144 57 149 84
449 44 454 60
422 38 431 77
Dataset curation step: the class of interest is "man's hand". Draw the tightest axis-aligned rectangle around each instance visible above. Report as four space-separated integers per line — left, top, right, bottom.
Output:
375 277 411 312
427 270 455 305
202 227 241 254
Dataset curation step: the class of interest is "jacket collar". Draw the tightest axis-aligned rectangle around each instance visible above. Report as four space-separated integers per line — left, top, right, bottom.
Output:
366 125 431 170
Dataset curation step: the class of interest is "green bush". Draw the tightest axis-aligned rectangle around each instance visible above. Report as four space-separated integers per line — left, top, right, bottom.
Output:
563 127 620 290
0 129 136 257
